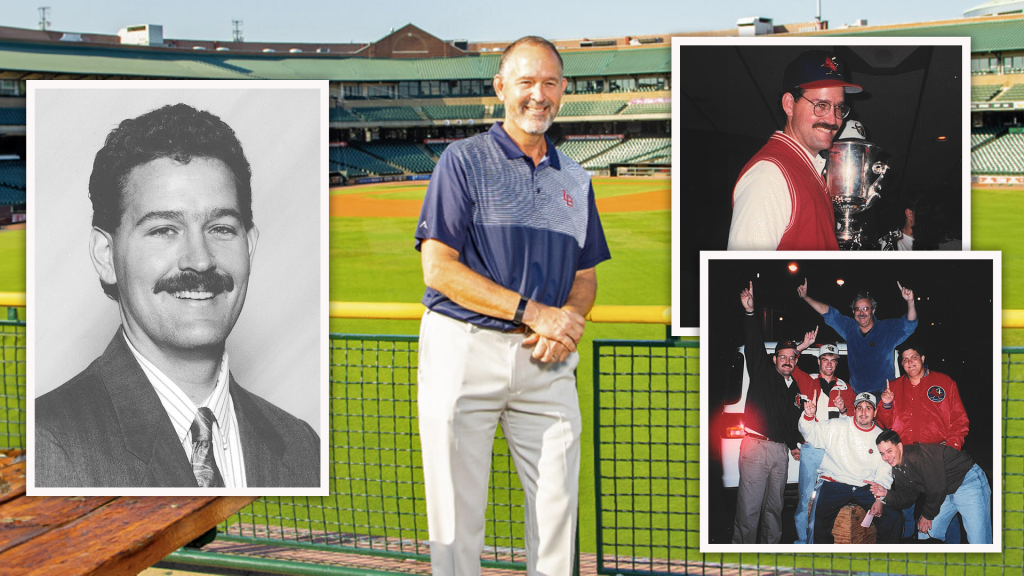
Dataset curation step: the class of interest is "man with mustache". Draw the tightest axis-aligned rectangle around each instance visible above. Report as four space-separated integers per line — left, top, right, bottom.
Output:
733 281 812 543
414 36 610 575
728 50 860 250
797 279 917 400
799 392 902 543
36 103 320 488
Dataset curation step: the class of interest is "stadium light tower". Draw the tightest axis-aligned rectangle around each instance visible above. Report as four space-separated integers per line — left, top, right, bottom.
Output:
232 19 244 43
38 7 50 31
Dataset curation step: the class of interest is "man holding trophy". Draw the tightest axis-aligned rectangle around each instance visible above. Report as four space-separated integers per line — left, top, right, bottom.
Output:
728 50 861 251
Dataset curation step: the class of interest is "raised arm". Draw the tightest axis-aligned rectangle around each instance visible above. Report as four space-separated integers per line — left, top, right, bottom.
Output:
897 281 917 321
796 325 818 353
797 278 829 315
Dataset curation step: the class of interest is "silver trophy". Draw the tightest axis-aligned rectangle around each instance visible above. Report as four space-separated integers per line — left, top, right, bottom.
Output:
826 121 889 250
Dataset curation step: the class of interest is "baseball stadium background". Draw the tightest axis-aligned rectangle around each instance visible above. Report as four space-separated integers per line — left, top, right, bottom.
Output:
2 6 1024 575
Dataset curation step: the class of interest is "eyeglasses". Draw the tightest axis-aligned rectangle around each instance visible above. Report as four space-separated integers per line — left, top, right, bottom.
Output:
801 95 851 119
853 306 872 312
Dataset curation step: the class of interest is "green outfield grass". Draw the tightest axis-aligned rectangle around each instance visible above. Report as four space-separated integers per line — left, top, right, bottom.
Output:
972 188 1024 346
326 178 674 554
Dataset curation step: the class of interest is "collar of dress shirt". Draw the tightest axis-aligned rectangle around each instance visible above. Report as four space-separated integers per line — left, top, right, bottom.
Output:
122 331 232 447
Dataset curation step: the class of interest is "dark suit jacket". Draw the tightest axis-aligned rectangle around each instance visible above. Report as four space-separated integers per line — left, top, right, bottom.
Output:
36 330 320 488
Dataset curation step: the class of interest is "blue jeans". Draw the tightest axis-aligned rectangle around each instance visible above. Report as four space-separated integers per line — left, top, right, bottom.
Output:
810 479 902 543
794 442 825 544
926 464 992 544
901 504 961 542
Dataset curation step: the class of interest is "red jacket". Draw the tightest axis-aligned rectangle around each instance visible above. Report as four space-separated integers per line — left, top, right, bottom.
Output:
875 370 969 450
734 132 840 251
793 367 856 423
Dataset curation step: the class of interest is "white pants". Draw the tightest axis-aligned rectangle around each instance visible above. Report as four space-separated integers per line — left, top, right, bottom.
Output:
417 310 581 576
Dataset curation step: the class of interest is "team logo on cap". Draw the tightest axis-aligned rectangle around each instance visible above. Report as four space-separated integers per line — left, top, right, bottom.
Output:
928 386 946 402
822 57 839 74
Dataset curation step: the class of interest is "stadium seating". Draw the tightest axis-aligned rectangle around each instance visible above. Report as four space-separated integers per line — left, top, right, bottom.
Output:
971 85 1002 102
426 143 451 158
0 159 25 190
350 107 423 122
971 132 1024 173
0 108 25 125
582 137 671 169
355 141 436 173
492 104 504 118
558 100 627 117
0 183 25 205
972 126 1005 149
329 145 402 176
421 105 486 120
995 84 1024 101
556 139 622 164
329 107 361 122
620 101 671 115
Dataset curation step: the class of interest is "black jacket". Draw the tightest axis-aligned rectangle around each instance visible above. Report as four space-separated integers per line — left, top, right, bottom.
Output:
742 311 803 450
36 330 321 488
886 443 975 520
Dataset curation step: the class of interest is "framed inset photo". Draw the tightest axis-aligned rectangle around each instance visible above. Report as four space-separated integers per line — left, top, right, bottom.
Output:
699 251 1000 553
27 81 329 496
671 38 970 335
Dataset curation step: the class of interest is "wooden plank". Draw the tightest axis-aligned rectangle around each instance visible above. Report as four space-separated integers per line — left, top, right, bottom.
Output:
0 496 117 553
0 496 255 576
0 461 26 506
0 451 25 468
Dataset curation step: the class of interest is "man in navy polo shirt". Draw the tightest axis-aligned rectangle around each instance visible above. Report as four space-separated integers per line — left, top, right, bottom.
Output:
414 35 611 575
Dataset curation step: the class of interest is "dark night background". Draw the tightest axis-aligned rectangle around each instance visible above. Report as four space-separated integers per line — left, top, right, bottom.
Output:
676 44 965 329
704 256 995 544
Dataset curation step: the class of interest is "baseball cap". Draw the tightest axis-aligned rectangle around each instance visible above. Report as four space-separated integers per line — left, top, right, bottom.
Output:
855 392 876 409
783 50 863 94
776 340 802 355
819 343 840 357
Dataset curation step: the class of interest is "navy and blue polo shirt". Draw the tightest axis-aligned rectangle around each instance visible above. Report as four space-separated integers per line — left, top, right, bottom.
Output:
415 123 611 331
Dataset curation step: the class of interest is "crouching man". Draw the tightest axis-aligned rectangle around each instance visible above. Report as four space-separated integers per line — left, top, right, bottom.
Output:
869 430 992 544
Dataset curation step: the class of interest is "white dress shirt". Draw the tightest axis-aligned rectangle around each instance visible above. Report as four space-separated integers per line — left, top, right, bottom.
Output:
123 333 247 487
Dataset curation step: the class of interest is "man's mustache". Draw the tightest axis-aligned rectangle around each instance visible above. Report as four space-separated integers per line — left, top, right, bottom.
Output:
814 121 840 132
153 270 234 295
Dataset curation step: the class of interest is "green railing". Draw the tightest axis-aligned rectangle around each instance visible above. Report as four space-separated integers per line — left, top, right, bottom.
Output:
0 310 24 451
220 333 529 569
3 310 1023 574
592 338 697 575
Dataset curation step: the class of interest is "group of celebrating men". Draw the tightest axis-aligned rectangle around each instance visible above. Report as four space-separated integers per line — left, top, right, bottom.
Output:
734 278 991 545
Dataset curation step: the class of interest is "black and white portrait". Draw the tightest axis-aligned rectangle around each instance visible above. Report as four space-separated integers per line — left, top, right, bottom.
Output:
28 81 328 496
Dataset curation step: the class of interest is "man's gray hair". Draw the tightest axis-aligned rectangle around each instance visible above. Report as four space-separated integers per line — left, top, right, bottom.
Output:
849 292 877 312
497 36 564 80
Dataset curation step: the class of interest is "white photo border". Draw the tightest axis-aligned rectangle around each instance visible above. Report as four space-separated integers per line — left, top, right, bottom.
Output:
699 250 1001 553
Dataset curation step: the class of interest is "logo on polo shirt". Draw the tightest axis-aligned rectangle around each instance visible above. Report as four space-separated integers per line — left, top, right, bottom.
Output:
927 386 946 402
563 189 574 208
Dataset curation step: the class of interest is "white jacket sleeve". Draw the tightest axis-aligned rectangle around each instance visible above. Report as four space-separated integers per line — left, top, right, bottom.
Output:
728 161 792 250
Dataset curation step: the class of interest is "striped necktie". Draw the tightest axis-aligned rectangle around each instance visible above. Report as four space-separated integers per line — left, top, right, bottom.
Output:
190 407 225 488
